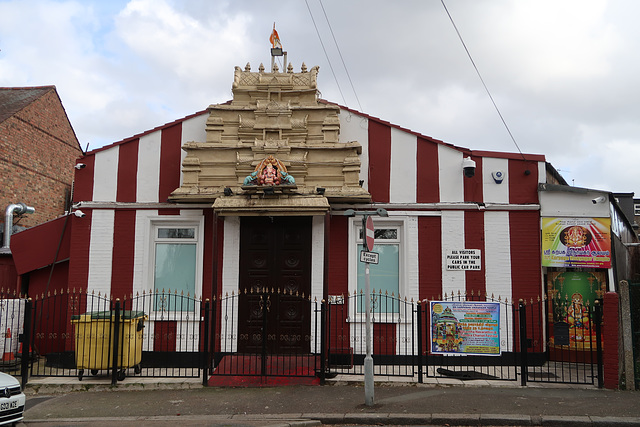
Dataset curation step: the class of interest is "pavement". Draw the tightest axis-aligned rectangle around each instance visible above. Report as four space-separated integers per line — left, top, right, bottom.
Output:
17 375 640 426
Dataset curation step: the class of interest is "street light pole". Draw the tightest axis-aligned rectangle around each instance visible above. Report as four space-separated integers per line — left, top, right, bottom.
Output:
343 208 388 407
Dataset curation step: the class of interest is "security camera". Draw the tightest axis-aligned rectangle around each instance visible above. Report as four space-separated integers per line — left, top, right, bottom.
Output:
592 196 606 204
462 157 476 178
73 210 86 218
75 163 86 170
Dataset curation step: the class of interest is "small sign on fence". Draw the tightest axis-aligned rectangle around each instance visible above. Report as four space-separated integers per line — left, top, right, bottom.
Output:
429 300 501 356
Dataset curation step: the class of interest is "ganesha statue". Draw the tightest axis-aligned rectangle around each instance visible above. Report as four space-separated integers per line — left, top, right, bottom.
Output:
243 155 295 186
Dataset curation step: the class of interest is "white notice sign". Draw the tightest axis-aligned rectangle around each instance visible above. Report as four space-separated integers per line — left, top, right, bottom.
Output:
360 251 379 264
446 249 481 270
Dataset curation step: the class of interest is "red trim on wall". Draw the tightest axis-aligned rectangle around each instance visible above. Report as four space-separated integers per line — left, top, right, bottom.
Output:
110 210 136 299
68 211 92 292
416 137 440 203
367 120 391 203
603 292 620 389
374 323 396 355
11 216 71 275
72 155 95 203
463 155 483 203
328 216 349 296
154 321 177 352
158 208 181 216
509 210 542 302
116 138 139 202
464 211 485 296
418 216 442 300
158 123 182 203
508 160 539 204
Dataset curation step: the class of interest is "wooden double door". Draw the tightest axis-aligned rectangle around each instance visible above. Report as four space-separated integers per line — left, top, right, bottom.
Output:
237 216 312 354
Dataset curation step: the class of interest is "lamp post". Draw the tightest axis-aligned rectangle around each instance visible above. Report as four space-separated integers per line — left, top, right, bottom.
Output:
343 208 388 407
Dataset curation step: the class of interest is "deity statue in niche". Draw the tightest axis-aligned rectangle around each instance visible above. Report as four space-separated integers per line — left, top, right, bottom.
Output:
243 155 296 186
260 162 277 185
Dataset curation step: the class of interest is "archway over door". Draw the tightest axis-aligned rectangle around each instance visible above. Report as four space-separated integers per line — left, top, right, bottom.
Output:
237 216 312 354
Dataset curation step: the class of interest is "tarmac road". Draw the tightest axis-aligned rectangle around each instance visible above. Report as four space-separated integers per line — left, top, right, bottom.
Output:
19 382 640 426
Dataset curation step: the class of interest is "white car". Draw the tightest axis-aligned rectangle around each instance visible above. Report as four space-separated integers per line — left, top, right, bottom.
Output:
0 372 25 426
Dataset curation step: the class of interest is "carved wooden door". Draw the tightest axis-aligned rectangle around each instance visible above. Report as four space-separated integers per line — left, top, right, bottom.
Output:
237 216 312 354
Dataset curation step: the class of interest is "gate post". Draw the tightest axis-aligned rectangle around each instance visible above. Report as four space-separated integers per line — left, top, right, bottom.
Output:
595 299 604 388
202 299 210 386
20 298 32 386
417 303 423 384
320 300 326 385
111 299 121 385
518 300 528 386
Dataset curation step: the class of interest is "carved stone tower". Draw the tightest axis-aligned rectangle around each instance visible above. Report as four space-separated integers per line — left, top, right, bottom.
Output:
169 62 370 215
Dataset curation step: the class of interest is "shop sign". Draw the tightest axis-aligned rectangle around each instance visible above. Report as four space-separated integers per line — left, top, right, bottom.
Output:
429 301 501 356
541 217 611 268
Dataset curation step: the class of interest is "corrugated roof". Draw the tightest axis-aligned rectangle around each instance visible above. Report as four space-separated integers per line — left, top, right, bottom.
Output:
0 86 55 124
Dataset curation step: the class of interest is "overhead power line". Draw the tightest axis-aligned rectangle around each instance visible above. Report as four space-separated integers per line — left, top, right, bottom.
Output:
305 0 348 107
318 0 363 112
441 0 526 160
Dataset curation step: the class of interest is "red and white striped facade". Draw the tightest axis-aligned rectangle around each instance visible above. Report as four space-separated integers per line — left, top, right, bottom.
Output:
63 104 546 309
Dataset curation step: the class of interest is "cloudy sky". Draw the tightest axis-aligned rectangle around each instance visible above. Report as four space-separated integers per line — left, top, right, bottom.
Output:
1 0 639 194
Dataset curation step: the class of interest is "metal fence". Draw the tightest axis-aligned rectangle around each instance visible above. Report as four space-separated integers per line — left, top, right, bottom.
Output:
1 288 208 385
0 287 604 387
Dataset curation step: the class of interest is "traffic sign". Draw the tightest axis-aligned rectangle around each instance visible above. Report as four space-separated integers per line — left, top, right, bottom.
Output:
365 216 375 251
360 250 379 264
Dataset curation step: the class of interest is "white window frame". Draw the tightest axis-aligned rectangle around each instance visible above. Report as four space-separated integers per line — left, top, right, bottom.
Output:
146 216 204 318
348 216 408 323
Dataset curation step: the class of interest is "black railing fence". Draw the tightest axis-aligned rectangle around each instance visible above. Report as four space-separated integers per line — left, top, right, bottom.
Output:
0 287 603 387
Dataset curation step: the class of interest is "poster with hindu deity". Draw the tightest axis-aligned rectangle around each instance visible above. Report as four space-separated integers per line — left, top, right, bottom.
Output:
547 271 605 350
429 301 501 356
541 217 611 268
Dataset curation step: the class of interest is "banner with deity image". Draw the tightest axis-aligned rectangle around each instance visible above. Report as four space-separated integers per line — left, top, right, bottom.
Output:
541 217 611 268
547 271 606 350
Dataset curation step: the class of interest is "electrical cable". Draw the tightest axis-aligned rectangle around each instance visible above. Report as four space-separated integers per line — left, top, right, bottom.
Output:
305 0 349 107
441 0 527 161
318 0 363 112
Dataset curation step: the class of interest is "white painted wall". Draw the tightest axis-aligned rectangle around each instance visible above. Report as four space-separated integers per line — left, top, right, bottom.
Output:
540 190 610 218
438 145 464 202
92 147 119 202
87 209 115 297
338 110 369 189
482 157 509 204
389 128 417 204
181 114 208 186
136 131 162 202
441 210 465 296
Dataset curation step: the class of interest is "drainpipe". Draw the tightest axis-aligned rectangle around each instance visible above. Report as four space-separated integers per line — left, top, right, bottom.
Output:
3 203 35 249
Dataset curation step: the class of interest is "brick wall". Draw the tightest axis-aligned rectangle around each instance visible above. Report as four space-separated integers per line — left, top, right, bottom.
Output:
0 89 82 228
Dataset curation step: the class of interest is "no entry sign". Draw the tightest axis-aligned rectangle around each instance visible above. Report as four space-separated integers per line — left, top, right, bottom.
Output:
365 216 375 251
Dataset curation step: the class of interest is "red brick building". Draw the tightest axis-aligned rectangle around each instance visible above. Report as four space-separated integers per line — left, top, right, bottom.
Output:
0 86 83 292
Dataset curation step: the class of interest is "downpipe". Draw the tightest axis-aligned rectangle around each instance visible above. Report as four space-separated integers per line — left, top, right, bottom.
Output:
3 203 35 249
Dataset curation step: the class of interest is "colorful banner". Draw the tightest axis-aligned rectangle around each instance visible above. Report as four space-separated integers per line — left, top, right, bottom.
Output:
541 217 611 268
547 271 606 350
430 301 501 356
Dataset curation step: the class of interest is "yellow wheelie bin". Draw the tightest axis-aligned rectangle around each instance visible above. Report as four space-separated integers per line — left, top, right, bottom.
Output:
71 311 146 381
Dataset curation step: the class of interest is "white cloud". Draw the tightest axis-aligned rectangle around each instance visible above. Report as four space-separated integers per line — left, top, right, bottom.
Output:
1 0 639 194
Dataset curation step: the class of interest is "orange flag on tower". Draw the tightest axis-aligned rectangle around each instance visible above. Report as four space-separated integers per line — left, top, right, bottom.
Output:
269 23 282 49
